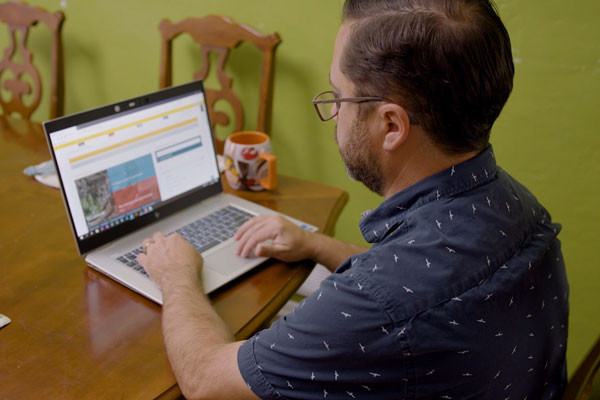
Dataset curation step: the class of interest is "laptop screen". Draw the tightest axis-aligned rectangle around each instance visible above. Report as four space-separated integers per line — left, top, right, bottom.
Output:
44 81 222 254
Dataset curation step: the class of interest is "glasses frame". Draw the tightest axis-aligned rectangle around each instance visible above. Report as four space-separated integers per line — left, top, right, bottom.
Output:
312 90 391 121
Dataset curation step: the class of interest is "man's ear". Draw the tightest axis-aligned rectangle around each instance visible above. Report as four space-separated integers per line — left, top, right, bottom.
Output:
377 104 410 151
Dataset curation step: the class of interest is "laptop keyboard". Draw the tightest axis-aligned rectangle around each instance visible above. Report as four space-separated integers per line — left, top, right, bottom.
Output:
116 206 254 277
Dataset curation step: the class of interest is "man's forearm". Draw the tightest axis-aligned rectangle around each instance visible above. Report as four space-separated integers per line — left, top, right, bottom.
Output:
309 232 369 272
138 233 255 399
160 277 235 399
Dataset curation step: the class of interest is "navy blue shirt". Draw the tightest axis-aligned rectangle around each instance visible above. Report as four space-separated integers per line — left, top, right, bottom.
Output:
238 147 569 399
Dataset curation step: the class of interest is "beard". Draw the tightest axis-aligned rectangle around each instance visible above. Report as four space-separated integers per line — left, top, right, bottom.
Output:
335 113 384 196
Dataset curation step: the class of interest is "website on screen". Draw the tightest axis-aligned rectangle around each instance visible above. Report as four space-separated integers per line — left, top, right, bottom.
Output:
50 93 219 239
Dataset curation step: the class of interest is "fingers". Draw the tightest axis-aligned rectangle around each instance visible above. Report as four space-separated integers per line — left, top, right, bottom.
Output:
137 233 162 276
234 215 284 258
136 231 204 289
236 220 275 258
254 242 279 258
137 251 147 265
137 243 157 283
234 215 266 240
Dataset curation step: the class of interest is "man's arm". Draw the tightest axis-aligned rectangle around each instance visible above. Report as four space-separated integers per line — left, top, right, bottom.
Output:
234 215 368 272
137 233 258 400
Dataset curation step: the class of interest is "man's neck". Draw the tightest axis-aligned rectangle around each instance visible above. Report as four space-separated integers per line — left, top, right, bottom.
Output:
382 132 479 199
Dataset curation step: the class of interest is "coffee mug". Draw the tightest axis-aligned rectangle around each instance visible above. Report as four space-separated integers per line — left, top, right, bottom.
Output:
223 131 277 191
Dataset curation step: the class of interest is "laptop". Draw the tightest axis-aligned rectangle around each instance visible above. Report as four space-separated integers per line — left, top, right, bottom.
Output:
43 80 317 304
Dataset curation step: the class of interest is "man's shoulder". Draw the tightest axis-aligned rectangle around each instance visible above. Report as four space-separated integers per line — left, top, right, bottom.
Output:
344 236 489 323
349 197 553 325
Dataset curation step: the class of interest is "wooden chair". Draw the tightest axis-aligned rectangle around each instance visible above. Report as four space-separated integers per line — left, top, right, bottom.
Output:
563 335 600 399
159 15 280 154
0 0 64 120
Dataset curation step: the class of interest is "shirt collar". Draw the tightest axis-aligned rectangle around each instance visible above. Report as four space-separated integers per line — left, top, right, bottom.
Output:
359 146 498 243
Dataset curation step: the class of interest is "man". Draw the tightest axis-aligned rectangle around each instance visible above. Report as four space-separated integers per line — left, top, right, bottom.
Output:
139 0 569 398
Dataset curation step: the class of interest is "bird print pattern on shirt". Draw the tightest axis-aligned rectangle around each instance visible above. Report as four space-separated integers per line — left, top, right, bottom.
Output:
237 147 568 400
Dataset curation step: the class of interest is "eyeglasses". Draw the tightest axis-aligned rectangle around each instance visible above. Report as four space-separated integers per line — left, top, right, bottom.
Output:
312 90 391 121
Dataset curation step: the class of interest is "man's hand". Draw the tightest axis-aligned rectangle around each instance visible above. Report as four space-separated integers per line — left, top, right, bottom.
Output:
234 215 315 262
137 232 203 290
135 232 256 400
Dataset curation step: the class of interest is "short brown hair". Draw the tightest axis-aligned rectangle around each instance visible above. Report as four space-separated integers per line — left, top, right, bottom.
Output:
342 0 514 153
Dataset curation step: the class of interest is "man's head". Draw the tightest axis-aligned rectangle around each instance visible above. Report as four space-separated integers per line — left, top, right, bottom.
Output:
329 22 394 196
340 0 514 154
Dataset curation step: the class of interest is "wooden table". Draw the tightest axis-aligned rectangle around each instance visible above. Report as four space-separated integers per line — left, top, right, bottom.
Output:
0 116 348 399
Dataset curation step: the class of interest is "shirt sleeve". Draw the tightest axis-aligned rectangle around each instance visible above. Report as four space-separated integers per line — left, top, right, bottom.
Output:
237 264 409 400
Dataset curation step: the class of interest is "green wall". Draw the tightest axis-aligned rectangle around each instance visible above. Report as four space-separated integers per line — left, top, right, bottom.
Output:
7 0 598 377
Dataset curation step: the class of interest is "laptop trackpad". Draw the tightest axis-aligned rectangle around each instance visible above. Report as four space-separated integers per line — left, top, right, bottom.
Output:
203 242 266 276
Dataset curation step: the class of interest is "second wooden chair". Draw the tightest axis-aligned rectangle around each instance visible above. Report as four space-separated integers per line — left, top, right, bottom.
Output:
159 15 281 154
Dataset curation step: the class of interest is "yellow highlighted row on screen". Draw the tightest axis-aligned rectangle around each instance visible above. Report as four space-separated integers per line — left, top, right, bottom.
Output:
68 118 198 164
54 103 199 151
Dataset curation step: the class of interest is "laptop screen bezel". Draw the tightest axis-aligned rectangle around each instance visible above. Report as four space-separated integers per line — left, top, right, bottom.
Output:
43 80 223 255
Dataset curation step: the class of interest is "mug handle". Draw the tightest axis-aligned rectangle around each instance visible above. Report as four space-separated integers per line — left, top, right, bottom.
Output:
258 153 277 190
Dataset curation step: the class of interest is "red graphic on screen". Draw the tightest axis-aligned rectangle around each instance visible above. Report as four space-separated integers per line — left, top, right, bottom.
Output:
113 176 160 214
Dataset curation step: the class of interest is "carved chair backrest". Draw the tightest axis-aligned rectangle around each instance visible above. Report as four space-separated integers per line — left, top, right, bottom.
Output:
159 15 280 154
0 0 64 120
563 335 600 400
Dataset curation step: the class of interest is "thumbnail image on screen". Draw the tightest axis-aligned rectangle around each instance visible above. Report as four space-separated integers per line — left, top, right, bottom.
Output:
75 154 161 230
75 170 118 228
